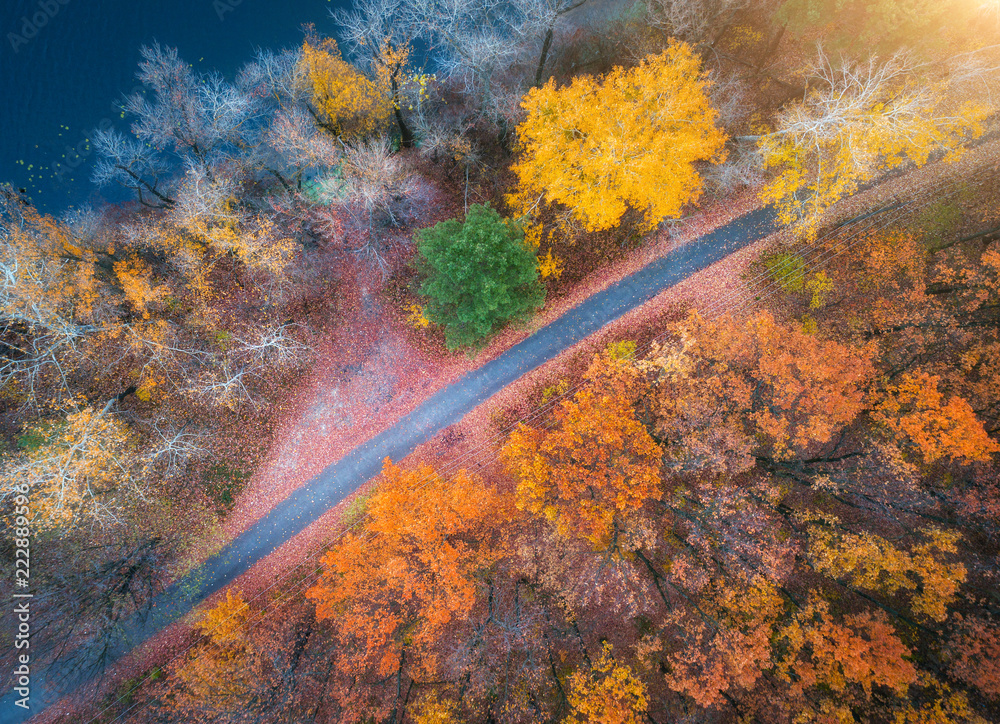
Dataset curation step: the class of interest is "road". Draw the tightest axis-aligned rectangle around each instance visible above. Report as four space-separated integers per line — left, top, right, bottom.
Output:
4 204 777 724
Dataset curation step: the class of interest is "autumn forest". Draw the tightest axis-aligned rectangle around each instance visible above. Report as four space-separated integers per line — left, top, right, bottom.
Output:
3 0 1000 723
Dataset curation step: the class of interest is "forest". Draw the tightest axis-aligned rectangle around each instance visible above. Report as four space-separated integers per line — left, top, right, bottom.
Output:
2 0 1000 722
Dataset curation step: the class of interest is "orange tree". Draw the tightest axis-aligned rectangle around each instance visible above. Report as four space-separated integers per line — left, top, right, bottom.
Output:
511 42 727 233
306 460 507 717
502 351 662 550
643 311 875 466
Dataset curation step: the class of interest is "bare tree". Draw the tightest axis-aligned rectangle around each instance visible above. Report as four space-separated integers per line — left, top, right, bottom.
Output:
169 164 242 231
353 0 529 121
29 537 168 687
236 47 303 109
91 129 175 207
266 106 344 178
184 323 311 409
317 137 416 231
123 43 265 177
645 0 753 45
332 0 601 123
705 144 764 194
517 0 590 87
142 420 209 478
319 139 415 273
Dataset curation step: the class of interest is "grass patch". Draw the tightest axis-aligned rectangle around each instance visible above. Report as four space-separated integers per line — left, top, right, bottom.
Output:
912 198 964 249
763 251 806 293
342 489 376 528
96 666 164 720
203 462 249 513
606 339 637 360
16 428 48 452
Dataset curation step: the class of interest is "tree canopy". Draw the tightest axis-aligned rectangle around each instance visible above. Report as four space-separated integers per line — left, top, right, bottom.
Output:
511 42 727 232
415 204 545 349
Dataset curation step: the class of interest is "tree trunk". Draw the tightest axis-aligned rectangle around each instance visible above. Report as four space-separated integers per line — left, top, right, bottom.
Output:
392 75 415 148
534 27 555 87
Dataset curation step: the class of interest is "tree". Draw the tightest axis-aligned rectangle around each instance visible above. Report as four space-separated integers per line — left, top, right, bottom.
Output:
331 0 417 145
946 614 1000 699
643 311 874 464
503 351 662 548
91 128 175 208
122 43 263 176
523 0 591 87
30 536 168 684
511 43 727 232
635 571 786 708
644 0 758 45
0 197 101 401
391 0 532 119
774 594 917 715
306 460 507 716
415 204 545 349
563 643 648 724
756 51 987 235
314 137 416 243
174 590 256 711
1 400 140 532
874 371 999 465
892 674 990 724
808 524 966 623
295 36 392 140
336 0 598 122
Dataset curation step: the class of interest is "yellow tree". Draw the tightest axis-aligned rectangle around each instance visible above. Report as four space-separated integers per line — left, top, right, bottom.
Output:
330 0 417 145
808 524 966 623
757 52 987 235
173 590 257 712
563 643 649 724
511 42 727 232
892 674 989 724
1 401 139 532
296 36 392 140
0 197 110 398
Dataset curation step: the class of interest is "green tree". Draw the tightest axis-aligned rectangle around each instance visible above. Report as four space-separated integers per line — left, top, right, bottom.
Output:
415 204 545 349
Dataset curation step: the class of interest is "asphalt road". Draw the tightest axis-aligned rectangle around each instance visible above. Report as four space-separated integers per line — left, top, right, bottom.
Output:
2 204 777 724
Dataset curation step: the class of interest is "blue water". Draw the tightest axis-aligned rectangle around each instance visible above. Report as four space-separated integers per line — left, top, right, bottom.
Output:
1 0 347 213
